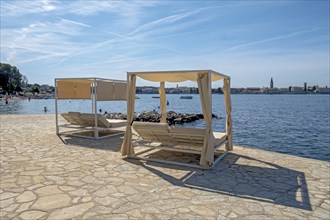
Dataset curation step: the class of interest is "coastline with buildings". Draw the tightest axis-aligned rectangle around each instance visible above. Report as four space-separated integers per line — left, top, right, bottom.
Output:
229 85 330 94
136 85 330 95
137 78 329 95
1 85 330 101
136 78 330 95
1 78 329 100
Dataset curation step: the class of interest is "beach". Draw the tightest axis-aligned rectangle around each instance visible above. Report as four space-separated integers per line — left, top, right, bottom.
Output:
0 114 329 219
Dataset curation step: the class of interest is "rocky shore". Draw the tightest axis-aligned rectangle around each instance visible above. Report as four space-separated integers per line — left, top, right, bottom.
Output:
104 111 220 124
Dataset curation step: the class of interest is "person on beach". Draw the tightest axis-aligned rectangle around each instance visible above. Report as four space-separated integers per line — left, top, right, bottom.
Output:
5 93 9 104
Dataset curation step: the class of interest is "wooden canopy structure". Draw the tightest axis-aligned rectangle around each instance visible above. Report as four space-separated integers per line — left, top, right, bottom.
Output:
55 77 127 139
120 70 233 168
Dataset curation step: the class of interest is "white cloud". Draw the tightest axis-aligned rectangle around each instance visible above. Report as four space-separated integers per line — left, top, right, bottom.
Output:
128 7 207 36
1 19 90 64
1 0 57 16
58 18 91 28
223 28 324 52
41 0 56 11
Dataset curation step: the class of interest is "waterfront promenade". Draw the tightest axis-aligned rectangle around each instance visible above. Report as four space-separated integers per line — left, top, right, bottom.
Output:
0 114 329 219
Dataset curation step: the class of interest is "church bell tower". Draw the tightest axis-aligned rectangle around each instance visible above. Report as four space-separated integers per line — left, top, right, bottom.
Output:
270 77 274 89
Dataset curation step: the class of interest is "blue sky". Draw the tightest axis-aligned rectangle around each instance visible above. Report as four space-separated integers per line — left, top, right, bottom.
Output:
1 0 329 88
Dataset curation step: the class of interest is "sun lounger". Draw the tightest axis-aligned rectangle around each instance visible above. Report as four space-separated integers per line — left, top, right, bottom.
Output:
169 126 227 149
60 112 86 127
131 121 175 145
59 112 127 139
79 113 126 128
132 122 228 166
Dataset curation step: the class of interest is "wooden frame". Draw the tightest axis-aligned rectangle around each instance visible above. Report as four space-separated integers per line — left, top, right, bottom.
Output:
121 70 233 169
130 122 228 169
55 77 127 139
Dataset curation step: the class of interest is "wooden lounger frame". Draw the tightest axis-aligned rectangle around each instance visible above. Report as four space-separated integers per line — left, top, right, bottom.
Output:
130 122 228 169
59 112 126 139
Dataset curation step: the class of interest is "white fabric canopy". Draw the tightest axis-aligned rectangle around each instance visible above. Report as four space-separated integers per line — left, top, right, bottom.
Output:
121 70 233 168
197 73 216 166
57 80 91 99
56 78 127 101
128 70 229 82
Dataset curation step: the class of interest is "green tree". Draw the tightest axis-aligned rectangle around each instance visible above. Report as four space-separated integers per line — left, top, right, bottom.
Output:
0 63 24 93
31 84 40 94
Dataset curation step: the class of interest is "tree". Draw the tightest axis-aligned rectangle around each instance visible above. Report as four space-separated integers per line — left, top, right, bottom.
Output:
31 84 40 94
21 75 28 87
0 63 24 93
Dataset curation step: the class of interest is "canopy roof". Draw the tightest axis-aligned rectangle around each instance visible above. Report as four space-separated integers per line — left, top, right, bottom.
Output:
128 70 229 83
55 77 127 101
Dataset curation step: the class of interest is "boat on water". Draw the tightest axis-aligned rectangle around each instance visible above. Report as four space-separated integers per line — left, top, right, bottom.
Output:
180 95 193 99
152 96 160 98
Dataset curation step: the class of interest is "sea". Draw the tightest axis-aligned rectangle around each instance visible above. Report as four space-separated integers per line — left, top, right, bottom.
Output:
1 94 329 162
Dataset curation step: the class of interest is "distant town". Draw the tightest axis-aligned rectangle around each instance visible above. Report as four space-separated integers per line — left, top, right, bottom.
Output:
1 78 330 101
136 78 330 94
2 64 330 102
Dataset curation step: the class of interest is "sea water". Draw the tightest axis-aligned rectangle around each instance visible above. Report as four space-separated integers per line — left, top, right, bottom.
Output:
1 94 329 162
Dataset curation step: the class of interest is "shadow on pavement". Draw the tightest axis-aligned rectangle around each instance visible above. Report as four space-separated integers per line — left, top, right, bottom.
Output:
126 152 312 211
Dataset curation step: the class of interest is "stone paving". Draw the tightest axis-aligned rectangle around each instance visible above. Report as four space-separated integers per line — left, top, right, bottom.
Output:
0 114 329 219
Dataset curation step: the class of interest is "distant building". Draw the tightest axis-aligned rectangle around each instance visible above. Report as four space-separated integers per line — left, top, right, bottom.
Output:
180 87 191 94
231 88 244 94
191 87 198 94
304 82 307 91
141 87 158 94
279 88 290 93
317 86 330 94
169 88 182 94
268 88 279 94
270 77 274 89
245 87 262 94
291 86 305 94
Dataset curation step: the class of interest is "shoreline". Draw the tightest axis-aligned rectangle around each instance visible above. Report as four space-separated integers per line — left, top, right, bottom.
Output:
1 113 328 163
1 113 329 164
1 93 330 102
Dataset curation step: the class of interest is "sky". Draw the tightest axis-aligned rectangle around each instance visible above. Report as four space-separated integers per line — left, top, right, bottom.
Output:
1 0 329 88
